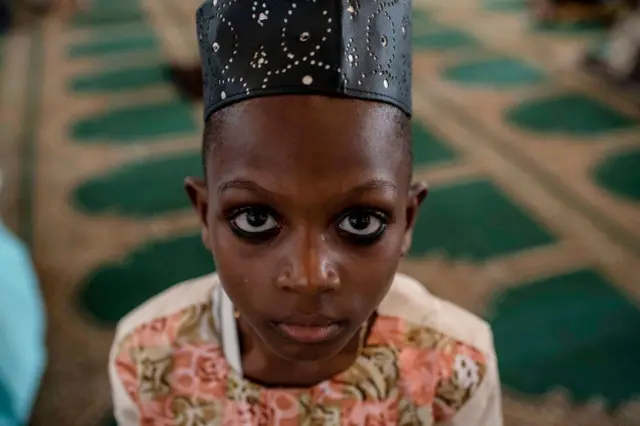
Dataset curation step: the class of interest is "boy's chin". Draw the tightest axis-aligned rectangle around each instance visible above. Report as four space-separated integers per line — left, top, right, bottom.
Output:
270 343 345 363
262 331 352 363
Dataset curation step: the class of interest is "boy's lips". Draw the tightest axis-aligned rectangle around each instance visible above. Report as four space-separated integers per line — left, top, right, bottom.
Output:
271 314 344 343
273 322 342 343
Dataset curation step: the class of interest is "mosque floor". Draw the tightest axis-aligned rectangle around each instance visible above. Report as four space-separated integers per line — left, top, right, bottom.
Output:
1 0 639 424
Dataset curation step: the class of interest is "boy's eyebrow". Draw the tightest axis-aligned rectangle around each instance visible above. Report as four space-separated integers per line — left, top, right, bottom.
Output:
217 179 397 197
344 179 397 196
217 179 271 197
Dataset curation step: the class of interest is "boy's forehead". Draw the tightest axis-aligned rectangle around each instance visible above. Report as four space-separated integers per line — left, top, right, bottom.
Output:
208 97 407 184
215 96 401 149
218 95 399 132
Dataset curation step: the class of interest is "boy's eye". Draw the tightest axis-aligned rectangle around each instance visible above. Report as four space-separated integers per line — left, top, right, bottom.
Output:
231 208 278 234
338 212 386 237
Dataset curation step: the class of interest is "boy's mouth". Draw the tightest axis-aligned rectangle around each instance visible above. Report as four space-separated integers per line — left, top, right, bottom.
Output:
271 315 344 343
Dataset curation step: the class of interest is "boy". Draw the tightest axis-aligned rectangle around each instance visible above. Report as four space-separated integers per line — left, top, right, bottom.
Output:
109 0 503 424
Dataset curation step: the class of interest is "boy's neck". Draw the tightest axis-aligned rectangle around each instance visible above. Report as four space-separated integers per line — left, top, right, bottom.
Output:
237 317 368 388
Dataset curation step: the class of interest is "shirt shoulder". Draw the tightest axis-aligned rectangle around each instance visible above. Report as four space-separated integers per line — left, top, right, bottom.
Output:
379 273 493 352
376 273 497 422
109 274 224 417
113 273 220 344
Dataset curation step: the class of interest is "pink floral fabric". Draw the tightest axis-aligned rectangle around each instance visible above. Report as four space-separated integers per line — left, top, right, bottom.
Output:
114 304 487 425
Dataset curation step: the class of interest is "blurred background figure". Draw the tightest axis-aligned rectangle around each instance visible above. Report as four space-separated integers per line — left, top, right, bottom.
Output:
0 0 639 425
0 4 8 35
1 0 86 33
0 213 46 425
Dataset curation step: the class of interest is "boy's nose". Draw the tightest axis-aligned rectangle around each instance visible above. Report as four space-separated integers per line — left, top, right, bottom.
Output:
275 233 340 293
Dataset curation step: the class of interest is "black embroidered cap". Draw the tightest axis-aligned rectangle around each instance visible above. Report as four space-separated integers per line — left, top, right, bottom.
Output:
196 0 412 122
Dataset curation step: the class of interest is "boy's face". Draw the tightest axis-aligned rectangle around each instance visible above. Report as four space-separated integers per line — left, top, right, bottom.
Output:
186 95 426 363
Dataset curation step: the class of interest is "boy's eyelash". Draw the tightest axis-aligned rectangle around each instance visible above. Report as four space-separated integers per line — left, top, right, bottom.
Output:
223 204 277 220
224 205 391 221
337 207 392 222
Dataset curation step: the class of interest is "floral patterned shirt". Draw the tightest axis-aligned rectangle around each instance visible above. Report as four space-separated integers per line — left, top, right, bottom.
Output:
109 273 502 425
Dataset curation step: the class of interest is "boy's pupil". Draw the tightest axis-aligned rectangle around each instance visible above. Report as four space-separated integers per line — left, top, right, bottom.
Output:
349 215 370 230
247 210 268 227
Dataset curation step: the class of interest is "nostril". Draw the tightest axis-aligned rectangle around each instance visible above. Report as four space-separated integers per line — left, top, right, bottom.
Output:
322 264 340 290
325 266 338 281
277 269 291 281
276 268 295 291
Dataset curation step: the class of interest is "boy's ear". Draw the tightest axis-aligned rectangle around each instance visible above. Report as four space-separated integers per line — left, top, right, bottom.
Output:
401 181 428 257
184 177 212 250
